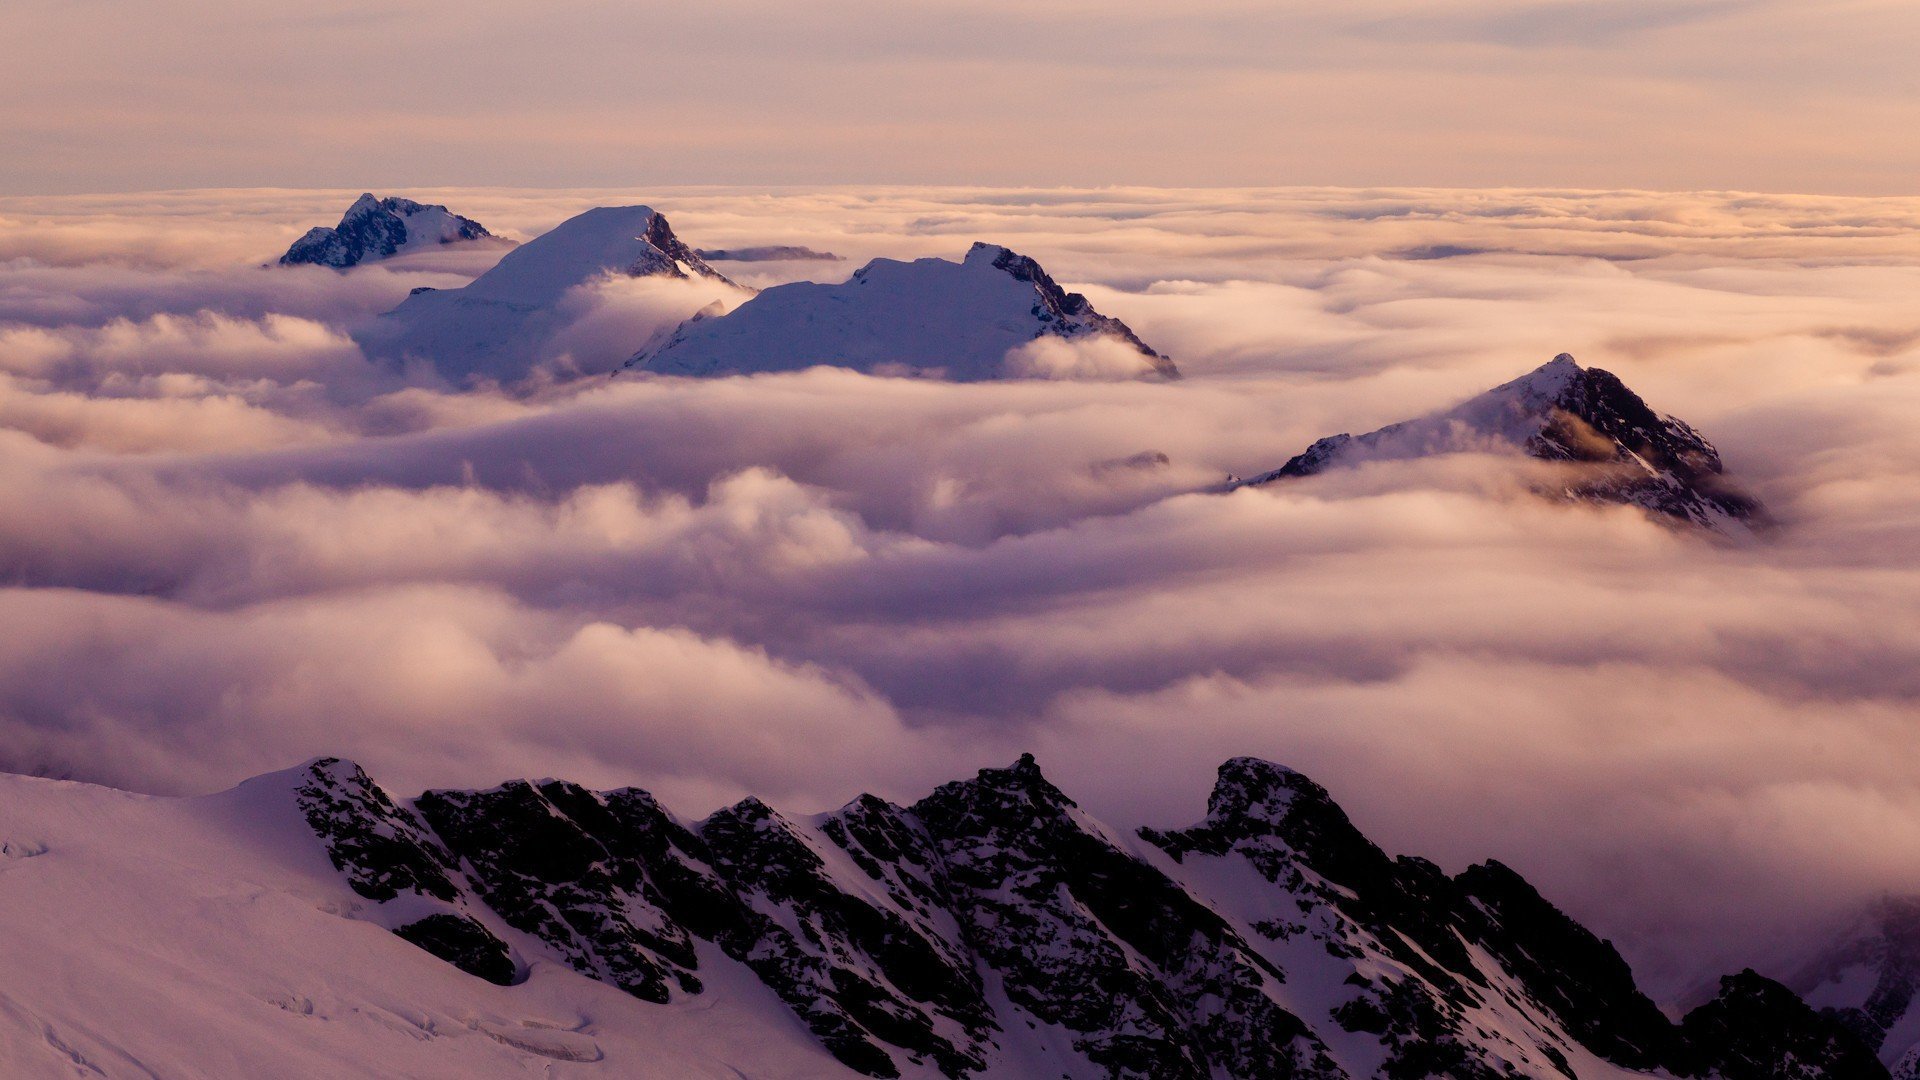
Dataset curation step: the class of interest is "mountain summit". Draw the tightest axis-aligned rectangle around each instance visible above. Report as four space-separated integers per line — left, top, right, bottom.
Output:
1233 354 1763 532
357 205 738 382
627 241 1177 381
279 193 498 268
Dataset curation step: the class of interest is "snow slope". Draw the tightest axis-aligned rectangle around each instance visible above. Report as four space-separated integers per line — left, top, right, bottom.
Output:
0 767 867 1080
358 205 741 384
280 194 500 268
627 242 1177 381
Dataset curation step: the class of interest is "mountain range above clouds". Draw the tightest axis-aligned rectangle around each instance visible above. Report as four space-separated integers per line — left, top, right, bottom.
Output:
338 197 1176 386
312 198 1758 537
280 193 505 269
1229 354 1765 534
0 754 1888 1079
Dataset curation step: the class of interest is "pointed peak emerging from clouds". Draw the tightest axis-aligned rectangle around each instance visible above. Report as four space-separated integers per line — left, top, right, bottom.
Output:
1232 353 1765 532
279 194 496 268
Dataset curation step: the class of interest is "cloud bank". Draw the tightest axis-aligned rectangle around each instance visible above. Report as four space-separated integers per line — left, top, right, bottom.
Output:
1 186 1918 1001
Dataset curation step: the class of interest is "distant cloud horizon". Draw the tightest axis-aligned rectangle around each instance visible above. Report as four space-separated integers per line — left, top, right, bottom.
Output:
5 1 1920 195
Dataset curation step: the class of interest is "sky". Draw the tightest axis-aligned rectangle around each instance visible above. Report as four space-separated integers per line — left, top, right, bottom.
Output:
5 0 1920 194
1 185 1918 1003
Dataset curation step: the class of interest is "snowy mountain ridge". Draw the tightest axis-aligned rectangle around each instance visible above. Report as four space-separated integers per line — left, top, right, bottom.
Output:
0 754 1883 1078
357 204 742 382
280 193 499 268
1230 354 1764 533
626 241 1179 381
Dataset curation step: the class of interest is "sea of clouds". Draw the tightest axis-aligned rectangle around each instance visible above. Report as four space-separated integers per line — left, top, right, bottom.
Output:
2 185 1918 998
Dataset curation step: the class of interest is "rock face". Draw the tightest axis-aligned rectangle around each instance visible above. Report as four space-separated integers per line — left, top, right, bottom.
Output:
1794 897 1920 1077
359 204 738 383
627 241 1177 381
1677 971 1893 1080
280 193 496 268
1232 354 1763 532
292 754 1883 1079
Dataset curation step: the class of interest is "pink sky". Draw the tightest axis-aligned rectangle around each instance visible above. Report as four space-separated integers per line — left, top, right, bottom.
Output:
6 0 1920 195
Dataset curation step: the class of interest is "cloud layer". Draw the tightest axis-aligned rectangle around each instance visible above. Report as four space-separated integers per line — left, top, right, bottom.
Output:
1 186 1918 1000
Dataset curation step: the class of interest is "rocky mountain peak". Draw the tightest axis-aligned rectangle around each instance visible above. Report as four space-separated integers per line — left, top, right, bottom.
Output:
1205 756 1313 829
914 753 1079 825
279 194 496 268
1232 352 1765 532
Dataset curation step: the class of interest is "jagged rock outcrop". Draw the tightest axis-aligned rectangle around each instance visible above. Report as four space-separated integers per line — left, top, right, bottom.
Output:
292 755 1883 1079
279 193 496 268
627 241 1177 381
915 755 1341 1079
1677 970 1891 1079
1231 354 1764 533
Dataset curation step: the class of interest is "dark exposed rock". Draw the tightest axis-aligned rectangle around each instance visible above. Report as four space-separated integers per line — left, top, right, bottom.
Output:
703 795 991 1077
294 757 459 904
413 780 717 1004
1232 354 1764 532
292 753 1864 1079
279 193 493 268
978 244 1179 379
394 913 517 986
1455 860 1677 1070
1676 970 1889 1079
640 212 733 284
912 755 1340 1079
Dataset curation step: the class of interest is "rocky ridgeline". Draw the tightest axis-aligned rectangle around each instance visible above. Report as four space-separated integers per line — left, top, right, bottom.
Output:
296 755 1882 1079
280 193 495 268
1232 354 1764 534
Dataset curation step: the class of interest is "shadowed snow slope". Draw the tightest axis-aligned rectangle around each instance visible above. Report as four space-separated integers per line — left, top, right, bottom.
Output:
628 242 1178 382
1793 897 1920 1078
0 755 1882 1079
279 193 501 269
358 205 737 383
1232 354 1764 533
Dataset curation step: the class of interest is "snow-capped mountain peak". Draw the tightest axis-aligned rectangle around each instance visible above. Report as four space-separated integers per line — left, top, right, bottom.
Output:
626 242 1178 381
279 193 497 268
456 205 735 306
356 205 742 383
1231 353 1765 533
